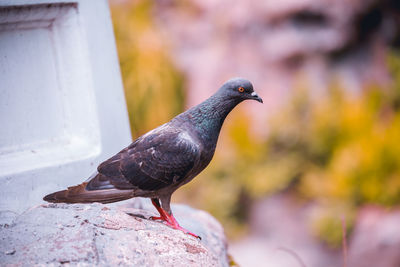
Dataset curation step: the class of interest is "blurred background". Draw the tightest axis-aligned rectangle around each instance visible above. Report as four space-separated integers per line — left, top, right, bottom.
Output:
110 0 400 266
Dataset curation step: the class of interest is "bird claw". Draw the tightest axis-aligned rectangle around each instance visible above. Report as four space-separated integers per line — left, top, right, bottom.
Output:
186 231 202 240
168 223 202 240
149 216 163 221
150 199 201 240
149 216 201 239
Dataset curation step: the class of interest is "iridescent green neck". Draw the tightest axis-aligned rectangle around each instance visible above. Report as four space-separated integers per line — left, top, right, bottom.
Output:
175 91 242 144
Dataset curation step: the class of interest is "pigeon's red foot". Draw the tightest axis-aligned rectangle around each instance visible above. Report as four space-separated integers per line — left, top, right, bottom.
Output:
150 199 201 240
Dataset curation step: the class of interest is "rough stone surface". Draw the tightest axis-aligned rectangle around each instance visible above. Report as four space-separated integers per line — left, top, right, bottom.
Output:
0 200 228 266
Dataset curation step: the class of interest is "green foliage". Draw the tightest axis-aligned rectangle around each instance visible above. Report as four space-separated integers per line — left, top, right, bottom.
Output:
309 204 354 248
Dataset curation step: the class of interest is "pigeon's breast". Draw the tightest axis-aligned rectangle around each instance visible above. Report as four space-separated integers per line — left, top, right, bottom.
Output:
186 132 216 177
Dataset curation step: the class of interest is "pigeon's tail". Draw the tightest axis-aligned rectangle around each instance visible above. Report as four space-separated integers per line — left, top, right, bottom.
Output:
43 182 134 204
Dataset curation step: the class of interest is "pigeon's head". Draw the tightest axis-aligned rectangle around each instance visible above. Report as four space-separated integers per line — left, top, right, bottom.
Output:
220 78 263 103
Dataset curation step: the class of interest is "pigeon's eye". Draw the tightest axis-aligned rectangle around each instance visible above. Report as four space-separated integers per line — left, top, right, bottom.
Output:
238 87 245 93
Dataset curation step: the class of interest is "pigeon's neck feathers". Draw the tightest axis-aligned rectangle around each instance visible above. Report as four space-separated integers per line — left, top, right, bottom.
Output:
174 89 240 145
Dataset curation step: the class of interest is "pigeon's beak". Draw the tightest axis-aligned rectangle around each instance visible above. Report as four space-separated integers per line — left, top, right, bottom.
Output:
251 91 263 103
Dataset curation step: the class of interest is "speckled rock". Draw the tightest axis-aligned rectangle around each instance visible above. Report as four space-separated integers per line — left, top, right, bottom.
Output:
0 200 228 266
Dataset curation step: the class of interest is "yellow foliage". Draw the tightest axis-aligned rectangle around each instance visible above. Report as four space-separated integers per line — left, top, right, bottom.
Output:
111 1 185 136
308 203 354 248
188 52 400 242
111 2 400 243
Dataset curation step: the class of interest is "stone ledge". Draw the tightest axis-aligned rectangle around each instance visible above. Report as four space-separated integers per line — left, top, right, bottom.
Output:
0 201 228 266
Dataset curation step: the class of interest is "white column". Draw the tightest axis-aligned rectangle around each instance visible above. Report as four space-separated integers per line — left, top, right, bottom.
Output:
0 0 132 212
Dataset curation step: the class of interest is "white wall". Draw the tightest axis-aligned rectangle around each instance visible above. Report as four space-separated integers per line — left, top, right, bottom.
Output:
0 0 132 212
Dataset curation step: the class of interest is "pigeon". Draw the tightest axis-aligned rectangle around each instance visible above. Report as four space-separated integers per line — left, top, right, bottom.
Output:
44 77 263 239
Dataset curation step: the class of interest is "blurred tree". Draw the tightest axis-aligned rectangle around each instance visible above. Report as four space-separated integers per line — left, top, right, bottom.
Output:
111 0 185 136
111 0 400 246
177 52 400 244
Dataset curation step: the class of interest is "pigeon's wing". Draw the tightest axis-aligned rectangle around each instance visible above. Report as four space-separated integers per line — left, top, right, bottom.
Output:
43 127 201 204
96 127 201 191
